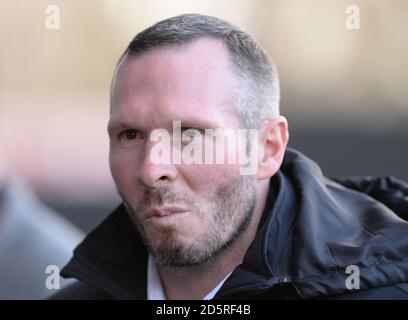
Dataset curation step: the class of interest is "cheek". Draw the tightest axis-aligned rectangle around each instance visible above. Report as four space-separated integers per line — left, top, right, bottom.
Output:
178 162 240 195
109 150 140 193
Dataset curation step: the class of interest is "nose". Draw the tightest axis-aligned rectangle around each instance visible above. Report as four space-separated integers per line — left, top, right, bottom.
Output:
137 140 177 188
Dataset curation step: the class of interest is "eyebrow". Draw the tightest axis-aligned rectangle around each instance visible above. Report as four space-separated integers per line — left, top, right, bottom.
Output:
107 117 222 136
177 118 221 129
107 120 136 136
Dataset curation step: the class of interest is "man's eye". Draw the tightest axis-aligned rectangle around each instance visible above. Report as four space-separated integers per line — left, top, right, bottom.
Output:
182 128 203 139
119 129 144 142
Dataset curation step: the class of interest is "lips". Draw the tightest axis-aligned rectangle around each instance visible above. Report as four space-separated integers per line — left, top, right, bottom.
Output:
145 206 188 219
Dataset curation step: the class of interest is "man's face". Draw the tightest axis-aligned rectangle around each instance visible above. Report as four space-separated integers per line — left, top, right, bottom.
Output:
109 38 258 267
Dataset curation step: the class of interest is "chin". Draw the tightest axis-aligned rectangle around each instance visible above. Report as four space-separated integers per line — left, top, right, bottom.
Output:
148 229 195 249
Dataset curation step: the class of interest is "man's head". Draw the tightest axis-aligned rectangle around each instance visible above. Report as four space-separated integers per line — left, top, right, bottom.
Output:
111 14 280 129
108 14 288 267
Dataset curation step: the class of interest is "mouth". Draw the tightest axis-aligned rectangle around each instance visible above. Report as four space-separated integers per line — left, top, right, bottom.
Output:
145 207 190 228
144 206 189 220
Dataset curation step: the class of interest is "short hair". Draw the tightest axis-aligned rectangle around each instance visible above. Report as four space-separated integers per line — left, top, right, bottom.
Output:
112 14 280 128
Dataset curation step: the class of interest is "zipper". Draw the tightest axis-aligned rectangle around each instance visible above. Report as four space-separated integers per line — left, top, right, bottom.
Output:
214 276 299 299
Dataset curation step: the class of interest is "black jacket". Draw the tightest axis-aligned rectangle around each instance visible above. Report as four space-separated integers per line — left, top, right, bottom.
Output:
52 148 408 300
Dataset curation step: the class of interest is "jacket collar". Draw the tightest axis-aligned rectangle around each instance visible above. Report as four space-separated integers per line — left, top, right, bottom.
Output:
61 148 408 299
61 204 148 299
61 172 288 299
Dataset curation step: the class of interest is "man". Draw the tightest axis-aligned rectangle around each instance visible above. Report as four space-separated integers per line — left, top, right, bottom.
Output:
53 14 408 300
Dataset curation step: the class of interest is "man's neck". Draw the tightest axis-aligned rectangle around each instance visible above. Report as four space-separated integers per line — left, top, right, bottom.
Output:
157 180 270 300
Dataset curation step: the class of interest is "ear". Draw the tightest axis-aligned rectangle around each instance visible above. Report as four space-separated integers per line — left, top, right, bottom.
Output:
256 116 289 180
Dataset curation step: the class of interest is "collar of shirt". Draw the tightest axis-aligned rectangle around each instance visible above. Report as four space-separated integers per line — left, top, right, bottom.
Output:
147 254 231 300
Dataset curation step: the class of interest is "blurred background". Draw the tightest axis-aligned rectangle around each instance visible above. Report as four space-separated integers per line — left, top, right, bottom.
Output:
1 0 407 233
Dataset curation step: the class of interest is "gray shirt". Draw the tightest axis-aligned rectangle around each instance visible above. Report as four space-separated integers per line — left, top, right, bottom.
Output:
0 178 84 299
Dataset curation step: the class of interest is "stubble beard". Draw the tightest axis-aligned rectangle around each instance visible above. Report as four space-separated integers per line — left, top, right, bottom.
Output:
121 175 257 267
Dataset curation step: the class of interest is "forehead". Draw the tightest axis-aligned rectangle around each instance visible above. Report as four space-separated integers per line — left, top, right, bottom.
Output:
110 38 240 129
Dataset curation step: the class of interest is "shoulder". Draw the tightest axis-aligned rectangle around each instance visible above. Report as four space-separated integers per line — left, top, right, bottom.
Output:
48 281 114 300
321 283 408 300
